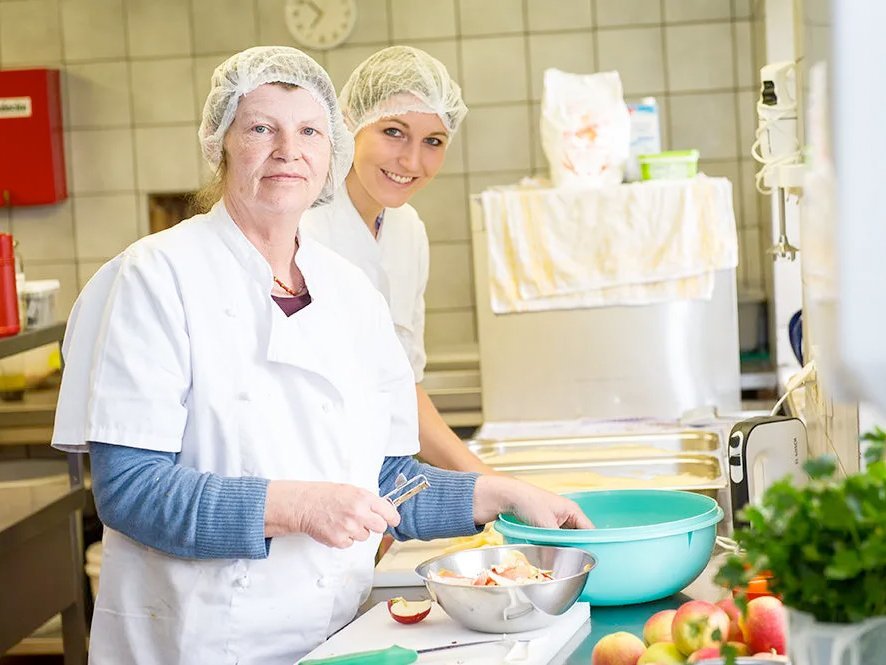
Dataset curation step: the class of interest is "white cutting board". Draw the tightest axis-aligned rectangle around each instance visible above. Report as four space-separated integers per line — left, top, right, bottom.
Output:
374 538 457 587
298 601 590 664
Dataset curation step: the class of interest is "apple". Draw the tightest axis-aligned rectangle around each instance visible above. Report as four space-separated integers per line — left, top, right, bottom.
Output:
386 597 431 624
727 642 750 657
638 641 687 665
686 646 720 663
643 609 677 645
715 598 744 643
740 596 787 654
591 631 646 665
671 600 730 656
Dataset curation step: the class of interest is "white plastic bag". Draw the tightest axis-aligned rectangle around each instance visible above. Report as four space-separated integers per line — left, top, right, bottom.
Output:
540 69 631 187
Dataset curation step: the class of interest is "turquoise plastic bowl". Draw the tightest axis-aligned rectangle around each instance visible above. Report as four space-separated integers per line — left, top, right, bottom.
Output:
494 490 723 606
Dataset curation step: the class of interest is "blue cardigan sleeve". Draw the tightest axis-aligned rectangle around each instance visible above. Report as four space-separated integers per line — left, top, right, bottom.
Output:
89 443 483 560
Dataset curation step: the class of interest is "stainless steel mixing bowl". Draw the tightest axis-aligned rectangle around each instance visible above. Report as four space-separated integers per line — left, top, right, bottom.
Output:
414 544 595 633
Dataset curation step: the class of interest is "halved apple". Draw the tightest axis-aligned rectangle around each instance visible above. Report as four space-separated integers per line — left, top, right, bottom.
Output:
386 597 432 625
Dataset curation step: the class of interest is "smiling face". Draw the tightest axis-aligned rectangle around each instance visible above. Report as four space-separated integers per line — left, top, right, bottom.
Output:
351 110 449 209
222 83 331 218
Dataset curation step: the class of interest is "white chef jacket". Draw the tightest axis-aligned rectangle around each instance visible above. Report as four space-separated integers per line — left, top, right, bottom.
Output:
300 188 430 382
51 201 419 665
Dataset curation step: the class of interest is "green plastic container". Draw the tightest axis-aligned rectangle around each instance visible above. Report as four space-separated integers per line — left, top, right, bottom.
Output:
638 149 699 180
494 489 723 606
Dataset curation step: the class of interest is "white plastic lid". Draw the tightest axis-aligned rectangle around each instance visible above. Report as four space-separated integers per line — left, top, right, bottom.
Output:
21 279 60 295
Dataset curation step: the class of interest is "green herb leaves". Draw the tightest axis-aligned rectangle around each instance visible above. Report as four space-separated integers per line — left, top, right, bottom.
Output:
715 428 886 624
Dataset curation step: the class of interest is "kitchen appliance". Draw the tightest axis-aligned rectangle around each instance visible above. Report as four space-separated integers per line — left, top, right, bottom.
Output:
728 416 807 525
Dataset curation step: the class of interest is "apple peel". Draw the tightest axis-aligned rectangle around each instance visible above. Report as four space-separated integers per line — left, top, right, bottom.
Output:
386 597 432 625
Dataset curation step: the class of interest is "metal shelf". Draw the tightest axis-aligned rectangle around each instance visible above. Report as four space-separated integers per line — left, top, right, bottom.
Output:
0 322 66 360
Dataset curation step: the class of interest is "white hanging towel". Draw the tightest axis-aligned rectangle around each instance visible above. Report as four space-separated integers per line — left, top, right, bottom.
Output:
480 175 738 314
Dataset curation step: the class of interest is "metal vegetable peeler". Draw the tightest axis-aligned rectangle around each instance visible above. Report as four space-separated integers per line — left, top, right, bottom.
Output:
382 473 429 508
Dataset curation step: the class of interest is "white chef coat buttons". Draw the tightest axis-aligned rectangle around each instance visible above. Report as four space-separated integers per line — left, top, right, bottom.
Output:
234 575 249 589
236 391 251 402
224 307 237 318
321 402 332 413
316 576 329 588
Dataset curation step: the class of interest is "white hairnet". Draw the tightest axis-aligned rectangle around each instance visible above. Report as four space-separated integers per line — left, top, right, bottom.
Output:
339 46 468 137
198 46 353 207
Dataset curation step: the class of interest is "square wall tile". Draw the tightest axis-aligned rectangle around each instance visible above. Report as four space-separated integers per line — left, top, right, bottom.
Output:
410 175 469 242
402 39 460 83
131 59 197 124
458 0 524 37
126 0 192 58
192 0 256 55
740 159 761 229
669 92 738 159
257 0 292 46
61 0 126 61
463 104 531 172
77 259 108 289
427 242 474 309
66 61 132 128
595 0 660 27
528 31 595 101
23 261 78 318
0 0 62 65
69 128 135 193
326 44 381 91
460 36 528 105
10 199 75 262
467 170 527 196
597 27 665 95
425 309 477 349
526 0 592 31
73 193 138 259
439 131 466 175
734 0 753 19
740 225 763 291
348 0 389 44
735 20 755 88
666 23 735 92
663 0 731 22
390 0 456 40
135 126 200 192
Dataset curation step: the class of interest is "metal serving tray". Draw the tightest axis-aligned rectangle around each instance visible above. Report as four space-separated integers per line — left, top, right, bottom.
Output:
468 430 721 466
496 455 725 494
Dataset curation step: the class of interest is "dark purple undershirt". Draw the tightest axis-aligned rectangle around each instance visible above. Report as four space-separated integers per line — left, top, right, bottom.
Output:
271 292 312 316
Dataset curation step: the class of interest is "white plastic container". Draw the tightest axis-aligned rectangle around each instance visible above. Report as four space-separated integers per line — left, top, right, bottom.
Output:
20 279 60 329
0 460 69 527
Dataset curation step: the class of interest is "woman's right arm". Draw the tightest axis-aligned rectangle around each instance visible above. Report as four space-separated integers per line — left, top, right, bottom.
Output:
91 442 401 558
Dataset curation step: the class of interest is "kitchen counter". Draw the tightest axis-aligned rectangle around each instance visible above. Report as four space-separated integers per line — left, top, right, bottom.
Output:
364 547 732 663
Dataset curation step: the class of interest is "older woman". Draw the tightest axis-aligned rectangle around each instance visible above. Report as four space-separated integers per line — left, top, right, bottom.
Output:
52 47 591 665
301 46 490 473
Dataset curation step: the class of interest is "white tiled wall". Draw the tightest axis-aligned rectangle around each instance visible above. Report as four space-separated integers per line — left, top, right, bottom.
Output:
0 0 764 357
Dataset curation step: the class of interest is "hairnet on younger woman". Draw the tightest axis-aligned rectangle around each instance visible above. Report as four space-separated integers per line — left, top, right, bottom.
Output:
197 45 354 207
338 46 468 138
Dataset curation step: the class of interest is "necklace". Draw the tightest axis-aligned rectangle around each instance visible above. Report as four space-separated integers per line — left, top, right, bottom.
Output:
273 275 307 297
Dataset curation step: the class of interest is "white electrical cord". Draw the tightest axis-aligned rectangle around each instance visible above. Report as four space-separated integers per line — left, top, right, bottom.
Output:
770 360 817 416
751 100 803 195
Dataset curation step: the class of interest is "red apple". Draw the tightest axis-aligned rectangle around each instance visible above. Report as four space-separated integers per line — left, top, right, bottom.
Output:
638 641 687 665
592 631 646 665
740 596 787 654
671 600 730 656
643 609 677 645
386 597 431 624
687 646 721 663
727 642 750 657
715 598 744 643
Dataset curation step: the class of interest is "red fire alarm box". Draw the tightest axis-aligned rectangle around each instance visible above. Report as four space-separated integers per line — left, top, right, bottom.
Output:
0 68 67 207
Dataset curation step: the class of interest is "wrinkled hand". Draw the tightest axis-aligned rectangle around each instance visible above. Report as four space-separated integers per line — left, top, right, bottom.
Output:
266 480 401 548
473 475 594 530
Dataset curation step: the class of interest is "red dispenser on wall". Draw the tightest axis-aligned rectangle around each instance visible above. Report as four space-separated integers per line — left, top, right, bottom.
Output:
0 68 67 206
